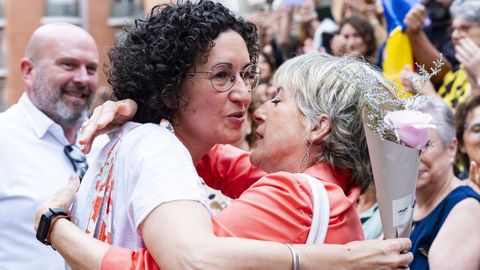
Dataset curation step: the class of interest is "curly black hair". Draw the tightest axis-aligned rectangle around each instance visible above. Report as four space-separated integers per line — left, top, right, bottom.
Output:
108 0 259 124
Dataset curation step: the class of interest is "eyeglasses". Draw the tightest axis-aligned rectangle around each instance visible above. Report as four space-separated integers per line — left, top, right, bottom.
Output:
190 64 261 92
64 144 88 181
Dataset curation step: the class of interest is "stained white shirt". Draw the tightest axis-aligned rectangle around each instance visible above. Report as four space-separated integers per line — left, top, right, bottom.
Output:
72 122 207 250
0 93 106 270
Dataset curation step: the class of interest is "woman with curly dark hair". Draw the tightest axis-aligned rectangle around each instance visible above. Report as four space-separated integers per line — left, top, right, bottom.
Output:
35 1 412 270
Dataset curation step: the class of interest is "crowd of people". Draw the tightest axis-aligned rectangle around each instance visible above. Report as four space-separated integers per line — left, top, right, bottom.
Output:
0 0 479 270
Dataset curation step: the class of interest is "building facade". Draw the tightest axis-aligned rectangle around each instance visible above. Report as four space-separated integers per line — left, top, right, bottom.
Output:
0 0 247 111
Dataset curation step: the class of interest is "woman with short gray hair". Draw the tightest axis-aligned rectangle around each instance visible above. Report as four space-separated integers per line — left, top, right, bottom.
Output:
270 53 373 193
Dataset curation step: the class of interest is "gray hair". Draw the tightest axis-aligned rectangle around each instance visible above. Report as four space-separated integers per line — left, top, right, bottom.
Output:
450 0 480 22
420 97 456 148
272 53 384 192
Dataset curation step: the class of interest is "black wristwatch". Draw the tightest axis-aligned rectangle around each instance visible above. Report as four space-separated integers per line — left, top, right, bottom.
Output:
36 208 70 245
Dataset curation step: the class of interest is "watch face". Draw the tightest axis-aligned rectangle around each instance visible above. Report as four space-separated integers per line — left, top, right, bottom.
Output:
36 211 53 244
35 208 69 245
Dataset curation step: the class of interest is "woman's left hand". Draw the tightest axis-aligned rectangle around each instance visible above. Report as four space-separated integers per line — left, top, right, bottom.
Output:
34 174 80 232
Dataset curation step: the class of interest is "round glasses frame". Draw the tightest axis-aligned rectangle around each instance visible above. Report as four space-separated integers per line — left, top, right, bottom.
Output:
190 64 261 92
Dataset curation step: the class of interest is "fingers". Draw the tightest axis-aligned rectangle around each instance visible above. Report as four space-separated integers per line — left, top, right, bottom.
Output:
456 38 480 62
460 37 478 55
34 174 80 231
399 252 413 268
346 238 413 270
404 4 426 34
393 237 412 251
399 67 420 93
80 102 109 153
456 38 480 80
384 238 413 269
392 238 413 267
115 99 138 124
50 174 80 209
455 46 468 66
80 100 118 154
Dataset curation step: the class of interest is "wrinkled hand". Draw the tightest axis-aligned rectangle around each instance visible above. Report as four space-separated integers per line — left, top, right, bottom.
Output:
455 37 480 87
404 4 426 35
80 99 137 154
34 174 80 232
346 238 413 270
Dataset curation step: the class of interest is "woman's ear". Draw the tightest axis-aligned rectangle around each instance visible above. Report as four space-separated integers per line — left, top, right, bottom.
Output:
309 114 332 145
448 137 459 157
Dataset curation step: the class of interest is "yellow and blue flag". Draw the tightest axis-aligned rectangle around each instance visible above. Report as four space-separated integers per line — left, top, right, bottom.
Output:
382 0 419 96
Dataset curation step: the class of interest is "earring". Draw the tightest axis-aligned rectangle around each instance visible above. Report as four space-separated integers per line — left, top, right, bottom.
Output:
299 140 313 171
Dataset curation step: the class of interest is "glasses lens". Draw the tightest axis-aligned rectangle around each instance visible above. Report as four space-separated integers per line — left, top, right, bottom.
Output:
243 65 260 91
210 64 235 92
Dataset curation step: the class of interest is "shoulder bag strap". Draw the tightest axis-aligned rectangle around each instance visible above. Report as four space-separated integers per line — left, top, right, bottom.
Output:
298 173 330 244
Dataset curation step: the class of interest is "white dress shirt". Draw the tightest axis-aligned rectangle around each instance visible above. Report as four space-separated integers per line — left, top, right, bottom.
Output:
0 93 105 270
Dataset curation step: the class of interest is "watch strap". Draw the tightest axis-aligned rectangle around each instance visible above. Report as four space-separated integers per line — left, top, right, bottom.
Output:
36 208 70 246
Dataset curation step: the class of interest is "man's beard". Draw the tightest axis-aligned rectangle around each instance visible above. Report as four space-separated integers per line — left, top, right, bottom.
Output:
53 95 90 126
32 77 93 128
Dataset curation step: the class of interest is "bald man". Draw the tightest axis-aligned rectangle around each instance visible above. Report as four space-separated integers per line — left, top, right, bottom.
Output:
0 23 100 270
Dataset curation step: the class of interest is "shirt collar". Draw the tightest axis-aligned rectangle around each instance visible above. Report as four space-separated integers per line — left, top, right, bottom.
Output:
18 93 71 144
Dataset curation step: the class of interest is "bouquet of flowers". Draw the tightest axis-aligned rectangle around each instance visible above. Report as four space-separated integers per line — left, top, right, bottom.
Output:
343 58 442 239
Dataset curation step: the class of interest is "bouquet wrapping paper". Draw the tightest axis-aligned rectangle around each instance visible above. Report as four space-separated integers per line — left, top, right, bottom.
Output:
364 125 420 238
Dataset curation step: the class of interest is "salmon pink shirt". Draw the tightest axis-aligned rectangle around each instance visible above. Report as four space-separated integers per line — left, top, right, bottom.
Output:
102 144 363 269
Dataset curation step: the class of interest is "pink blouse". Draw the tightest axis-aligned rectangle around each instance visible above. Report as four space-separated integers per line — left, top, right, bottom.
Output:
102 144 363 269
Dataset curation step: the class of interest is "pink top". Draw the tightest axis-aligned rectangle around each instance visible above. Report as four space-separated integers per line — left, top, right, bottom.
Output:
102 144 363 270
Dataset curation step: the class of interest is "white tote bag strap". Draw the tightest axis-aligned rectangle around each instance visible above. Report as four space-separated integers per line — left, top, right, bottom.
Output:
298 173 330 244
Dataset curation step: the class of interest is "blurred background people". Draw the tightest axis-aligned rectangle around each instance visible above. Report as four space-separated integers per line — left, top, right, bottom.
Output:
356 186 382 240
455 93 480 186
331 0 386 47
331 15 378 65
404 0 456 85
404 0 480 108
410 98 480 270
